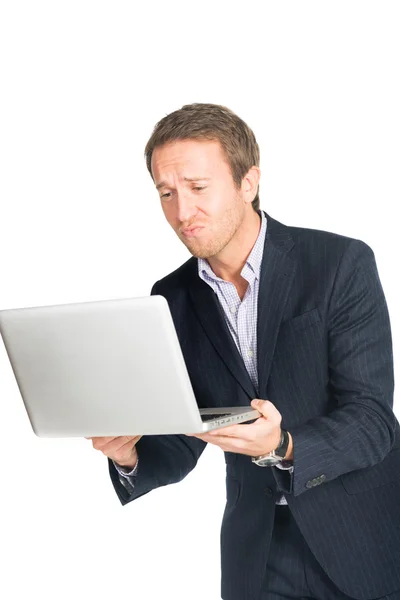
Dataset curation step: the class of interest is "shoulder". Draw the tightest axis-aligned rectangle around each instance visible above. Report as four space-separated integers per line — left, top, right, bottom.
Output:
151 256 197 295
266 213 375 265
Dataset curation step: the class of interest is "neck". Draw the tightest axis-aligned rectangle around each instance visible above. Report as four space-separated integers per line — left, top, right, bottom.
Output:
207 210 261 283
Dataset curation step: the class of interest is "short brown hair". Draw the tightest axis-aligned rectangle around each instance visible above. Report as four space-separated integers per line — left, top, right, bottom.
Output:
144 103 261 211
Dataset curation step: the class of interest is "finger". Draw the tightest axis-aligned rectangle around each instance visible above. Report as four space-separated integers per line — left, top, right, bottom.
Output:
100 435 141 455
91 436 124 451
208 424 255 438
217 416 271 436
120 435 141 445
199 435 245 453
91 436 119 445
111 438 139 462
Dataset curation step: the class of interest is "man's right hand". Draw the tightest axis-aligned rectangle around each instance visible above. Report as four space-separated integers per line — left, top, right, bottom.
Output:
86 435 142 469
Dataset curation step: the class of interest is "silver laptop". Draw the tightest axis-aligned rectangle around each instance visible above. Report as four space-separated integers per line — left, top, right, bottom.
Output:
0 296 259 437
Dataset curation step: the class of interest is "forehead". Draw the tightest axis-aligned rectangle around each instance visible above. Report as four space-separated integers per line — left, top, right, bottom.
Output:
151 139 230 180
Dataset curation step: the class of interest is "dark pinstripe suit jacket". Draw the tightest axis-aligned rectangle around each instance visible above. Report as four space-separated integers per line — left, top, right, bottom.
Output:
109 211 400 600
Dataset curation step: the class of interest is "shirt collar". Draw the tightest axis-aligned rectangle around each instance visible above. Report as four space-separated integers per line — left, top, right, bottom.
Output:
198 210 267 282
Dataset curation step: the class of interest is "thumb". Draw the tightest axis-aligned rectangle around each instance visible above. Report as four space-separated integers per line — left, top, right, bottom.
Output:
251 399 266 411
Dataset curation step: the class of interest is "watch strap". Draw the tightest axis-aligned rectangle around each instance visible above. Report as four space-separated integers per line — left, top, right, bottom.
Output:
252 429 289 464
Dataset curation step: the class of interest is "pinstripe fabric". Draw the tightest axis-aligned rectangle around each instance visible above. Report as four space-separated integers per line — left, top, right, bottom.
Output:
260 505 400 600
198 211 292 506
197 213 265 390
115 211 292 502
109 212 400 600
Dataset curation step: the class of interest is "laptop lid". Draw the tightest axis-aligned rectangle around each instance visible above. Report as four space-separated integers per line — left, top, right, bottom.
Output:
0 296 208 437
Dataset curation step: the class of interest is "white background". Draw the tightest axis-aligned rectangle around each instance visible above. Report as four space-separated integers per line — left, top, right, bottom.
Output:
0 2 399 599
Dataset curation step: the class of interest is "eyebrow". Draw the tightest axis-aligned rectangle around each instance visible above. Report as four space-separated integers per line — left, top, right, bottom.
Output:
155 177 211 191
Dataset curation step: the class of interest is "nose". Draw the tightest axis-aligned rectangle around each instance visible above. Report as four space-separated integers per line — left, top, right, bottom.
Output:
176 192 198 225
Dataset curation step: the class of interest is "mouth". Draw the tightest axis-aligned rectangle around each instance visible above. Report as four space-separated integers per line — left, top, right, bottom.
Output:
181 226 204 238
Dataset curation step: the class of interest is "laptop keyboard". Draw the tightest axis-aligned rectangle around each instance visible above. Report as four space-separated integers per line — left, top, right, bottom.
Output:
201 413 232 422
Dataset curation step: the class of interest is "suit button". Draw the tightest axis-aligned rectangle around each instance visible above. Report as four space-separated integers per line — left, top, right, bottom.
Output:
305 480 315 489
265 488 273 497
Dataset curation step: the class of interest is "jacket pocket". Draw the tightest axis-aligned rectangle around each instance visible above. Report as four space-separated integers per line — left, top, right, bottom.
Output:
340 449 400 494
281 307 321 332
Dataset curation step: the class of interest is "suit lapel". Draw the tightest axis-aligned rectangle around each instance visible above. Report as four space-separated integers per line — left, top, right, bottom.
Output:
187 212 296 401
257 215 296 396
188 271 258 400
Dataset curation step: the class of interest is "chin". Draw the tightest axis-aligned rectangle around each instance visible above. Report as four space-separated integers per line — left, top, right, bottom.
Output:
180 233 223 260
187 245 220 260
191 251 212 259
185 245 207 259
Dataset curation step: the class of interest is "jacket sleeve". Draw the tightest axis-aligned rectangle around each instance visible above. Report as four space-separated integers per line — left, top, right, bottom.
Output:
273 239 396 497
109 280 208 505
109 433 207 505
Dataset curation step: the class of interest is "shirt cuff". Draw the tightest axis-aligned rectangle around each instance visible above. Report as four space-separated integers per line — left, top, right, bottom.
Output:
113 456 139 478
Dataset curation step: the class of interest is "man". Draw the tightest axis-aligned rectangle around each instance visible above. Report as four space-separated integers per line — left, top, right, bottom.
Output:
89 103 400 600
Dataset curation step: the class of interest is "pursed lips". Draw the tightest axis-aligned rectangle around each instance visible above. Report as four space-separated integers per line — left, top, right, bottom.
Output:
181 225 205 236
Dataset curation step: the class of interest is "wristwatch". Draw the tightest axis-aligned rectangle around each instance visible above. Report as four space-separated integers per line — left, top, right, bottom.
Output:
251 429 290 467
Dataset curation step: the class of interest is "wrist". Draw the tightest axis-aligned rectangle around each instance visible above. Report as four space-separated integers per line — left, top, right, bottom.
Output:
283 431 294 461
115 449 138 470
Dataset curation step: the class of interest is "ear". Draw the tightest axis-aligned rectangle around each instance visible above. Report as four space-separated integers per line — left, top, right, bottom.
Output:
242 166 261 205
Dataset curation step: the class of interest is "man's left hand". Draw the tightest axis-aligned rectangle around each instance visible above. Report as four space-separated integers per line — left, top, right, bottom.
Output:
185 399 292 459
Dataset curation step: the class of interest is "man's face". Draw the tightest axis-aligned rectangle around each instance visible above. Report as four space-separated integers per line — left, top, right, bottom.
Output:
151 139 248 259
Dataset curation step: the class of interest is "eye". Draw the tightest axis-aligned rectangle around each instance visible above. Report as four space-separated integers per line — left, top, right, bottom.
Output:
161 187 205 199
